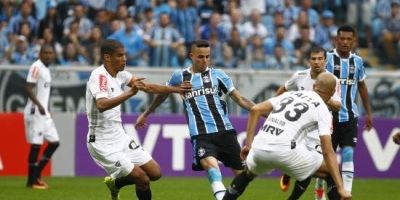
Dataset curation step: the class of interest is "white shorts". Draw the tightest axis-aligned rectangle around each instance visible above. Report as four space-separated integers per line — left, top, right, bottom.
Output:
87 133 152 179
24 114 59 144
246 145 323 181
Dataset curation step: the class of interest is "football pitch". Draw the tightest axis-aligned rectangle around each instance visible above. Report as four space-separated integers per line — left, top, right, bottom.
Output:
1 176 399 200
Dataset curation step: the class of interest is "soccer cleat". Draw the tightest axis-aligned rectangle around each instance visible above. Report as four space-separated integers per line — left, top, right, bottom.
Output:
104 176 120 200
28 182 48 189
280 174 291 192
37 178 49 188
314 188 326 200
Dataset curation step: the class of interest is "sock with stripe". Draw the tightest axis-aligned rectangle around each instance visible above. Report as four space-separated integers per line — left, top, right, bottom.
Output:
341 146 354 192
207 168 226 200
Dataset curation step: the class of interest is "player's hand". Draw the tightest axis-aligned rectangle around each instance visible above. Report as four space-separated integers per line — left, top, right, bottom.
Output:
38 104 46 115
179 81 192 93
135 114 148 128
130 77 146 94
337 188 352 200
393 132 400 145
240 145 250 160
364 115 373 131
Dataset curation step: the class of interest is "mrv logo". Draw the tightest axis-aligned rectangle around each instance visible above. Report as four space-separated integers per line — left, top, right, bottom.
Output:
261 124 284 136
184 86 218 100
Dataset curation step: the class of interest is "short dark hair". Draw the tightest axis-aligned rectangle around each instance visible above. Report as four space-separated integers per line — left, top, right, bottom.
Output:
309 46 326 59
190 40 210 52
337 25 356 37
100 39 124 59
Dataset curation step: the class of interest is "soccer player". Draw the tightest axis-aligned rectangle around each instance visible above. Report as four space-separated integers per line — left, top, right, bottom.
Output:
24 44 59 189
85 39 190 200
223 73 352 200
276 46 341 200
326 25 373 193
135 40 256 200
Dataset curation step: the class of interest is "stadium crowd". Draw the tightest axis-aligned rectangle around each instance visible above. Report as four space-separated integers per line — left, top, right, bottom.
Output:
0 0 399 69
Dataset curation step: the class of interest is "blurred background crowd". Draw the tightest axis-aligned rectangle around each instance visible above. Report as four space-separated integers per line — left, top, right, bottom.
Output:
0 0 399 70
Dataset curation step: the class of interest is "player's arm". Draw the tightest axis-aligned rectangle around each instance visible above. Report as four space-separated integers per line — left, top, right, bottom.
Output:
25 82 46 115
229 89 255 111
358 80 373 131
326 98 341 112
245 100 273 148
139 80 192 94
275 86 287 96
96 88 139 112
135 94 169 128
320 135 351 199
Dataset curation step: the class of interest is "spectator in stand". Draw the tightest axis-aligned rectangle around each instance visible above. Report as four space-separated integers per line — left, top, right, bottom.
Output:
171 0 199 50
265 10 285 39
294 25 317 68
242 9 268 40
298 0 320 28
8 1 37 36
266 44 296 70
115 3 129 27
0 0 16 22
59 42 88 66
198 0 215 25
171 44 191 68
37 2 63 43
264 25 294 56
0 20 9 64
153 0 173 18
145 12 184 67
371 0 392 45
6 35 36 65
346 0 374 47
140 7 157 36
40 28 63 64
225 27 246 67
108 17 147 67
315 10 338 51
382 1 400 66
83 26 104 65
280 0 299 29
221 44 238 68
240 0 266 18
287 10 315 42
94 9 112 39
209 31 224 67
63 3 93 43
246 35 267 70
220 8 245 40
199 12 225 41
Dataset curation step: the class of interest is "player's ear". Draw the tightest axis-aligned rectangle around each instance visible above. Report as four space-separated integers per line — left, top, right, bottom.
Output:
104 54 110 62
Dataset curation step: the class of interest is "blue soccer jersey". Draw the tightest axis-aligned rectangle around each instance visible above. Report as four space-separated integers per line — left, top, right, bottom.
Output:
326 49 366 122
167 67 235 137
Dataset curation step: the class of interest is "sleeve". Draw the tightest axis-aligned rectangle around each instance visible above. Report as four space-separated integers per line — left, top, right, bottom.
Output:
357 58 366 82
89 72 109 100
316 102 333 136
284 72 299 91
166 70 182 86
117 71 133 86
26 65 40 83
216 69 235 95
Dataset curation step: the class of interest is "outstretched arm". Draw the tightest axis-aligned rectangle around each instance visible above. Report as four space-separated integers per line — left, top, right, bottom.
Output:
229 89 255 111
275 86 287 96
135 94 170 128
358 81 373 131
96 88 138 112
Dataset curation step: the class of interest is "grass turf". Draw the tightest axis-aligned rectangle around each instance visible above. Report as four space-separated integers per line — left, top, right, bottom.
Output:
0 176 399 199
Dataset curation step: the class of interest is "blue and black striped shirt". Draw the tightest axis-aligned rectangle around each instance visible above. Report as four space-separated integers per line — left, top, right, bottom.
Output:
326 49 366 122
167 67 235 137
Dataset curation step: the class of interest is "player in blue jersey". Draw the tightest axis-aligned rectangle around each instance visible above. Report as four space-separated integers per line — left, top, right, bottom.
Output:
325 25 373 194
135 40 256 200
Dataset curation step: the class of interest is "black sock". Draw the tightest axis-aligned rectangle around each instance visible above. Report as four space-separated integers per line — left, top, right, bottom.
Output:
27 145 41 186
223 171 254 200
287 177 312 200
326 176 340 200
115 176 135 189
136 188 151 200
36 142 59 178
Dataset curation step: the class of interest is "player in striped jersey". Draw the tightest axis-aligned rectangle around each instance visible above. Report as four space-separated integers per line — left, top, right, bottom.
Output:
136 40 256 200
276 46 341 200
326 25 373 194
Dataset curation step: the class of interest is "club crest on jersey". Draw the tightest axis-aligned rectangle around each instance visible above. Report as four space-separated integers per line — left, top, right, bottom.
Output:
349 65 355 74
202 74 210 83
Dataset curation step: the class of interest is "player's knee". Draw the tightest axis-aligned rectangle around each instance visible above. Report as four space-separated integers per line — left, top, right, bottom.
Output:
148 170 162 181
342 146 354 162
49 142 60 149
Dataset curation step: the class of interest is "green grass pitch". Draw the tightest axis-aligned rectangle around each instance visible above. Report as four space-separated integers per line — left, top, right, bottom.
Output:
1 176 399 199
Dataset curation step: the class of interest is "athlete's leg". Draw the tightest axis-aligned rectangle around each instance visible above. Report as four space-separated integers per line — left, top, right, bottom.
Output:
27 144 41 186
287 177 312 200
36 142 59 179
341 146 354 192
223 170 256 200
201 156 226 200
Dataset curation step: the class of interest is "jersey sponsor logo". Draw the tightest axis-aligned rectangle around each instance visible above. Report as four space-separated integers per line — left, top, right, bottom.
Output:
267 117 286 126
260 124 284 136
184 86 218 100
339 78 356 85
32 66 39 80
99 74 107 92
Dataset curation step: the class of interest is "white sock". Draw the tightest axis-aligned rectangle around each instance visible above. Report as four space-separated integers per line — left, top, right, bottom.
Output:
211 182 226 200
342 161 354 192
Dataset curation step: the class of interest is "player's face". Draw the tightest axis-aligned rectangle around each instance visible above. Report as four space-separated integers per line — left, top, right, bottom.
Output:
309 51 326 74
190 47 210 72
39 47 55 66
110 47 126 72
336 31 355 53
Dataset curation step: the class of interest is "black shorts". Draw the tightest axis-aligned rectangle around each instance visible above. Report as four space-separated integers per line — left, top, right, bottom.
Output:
191 130 244 171
332 118 358 150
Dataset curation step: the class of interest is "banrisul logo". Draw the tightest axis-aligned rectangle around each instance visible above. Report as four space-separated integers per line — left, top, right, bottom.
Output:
184 86 218 100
